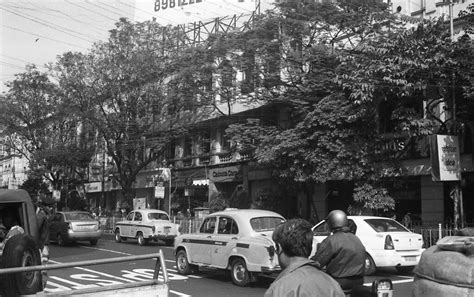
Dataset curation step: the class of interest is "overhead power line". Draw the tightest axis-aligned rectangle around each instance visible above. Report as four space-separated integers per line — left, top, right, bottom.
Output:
0 61 25 70
0 54 32 64
2 24 88 50
23 0 108 37
0 4 97 43
65 0 119 23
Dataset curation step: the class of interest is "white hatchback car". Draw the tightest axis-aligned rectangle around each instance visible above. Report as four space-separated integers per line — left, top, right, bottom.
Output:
174 209 285 286
114 209 180 246
311 216 424 275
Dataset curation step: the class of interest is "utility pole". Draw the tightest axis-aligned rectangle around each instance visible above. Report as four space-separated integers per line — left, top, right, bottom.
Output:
449 0 464 230
101 140 106 211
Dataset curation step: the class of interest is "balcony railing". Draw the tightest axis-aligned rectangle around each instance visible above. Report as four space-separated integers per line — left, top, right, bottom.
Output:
166 150 253 169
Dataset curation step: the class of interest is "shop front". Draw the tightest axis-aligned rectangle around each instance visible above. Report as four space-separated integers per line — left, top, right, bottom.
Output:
171 168 208 216
208 164 253 209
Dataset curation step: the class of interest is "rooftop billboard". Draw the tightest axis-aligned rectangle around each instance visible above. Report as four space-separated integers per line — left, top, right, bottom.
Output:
134 0 275 25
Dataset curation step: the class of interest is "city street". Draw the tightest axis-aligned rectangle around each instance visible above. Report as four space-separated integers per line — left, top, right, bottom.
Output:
45 235 414 297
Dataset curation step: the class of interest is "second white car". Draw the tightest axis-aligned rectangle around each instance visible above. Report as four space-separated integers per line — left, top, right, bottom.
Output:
311 215 425 275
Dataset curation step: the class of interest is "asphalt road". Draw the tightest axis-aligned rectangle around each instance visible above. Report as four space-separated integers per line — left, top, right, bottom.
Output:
44 234 414 297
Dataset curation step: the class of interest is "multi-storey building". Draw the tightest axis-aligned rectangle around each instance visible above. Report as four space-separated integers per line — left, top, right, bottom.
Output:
0 143 28 189
81 0 474 225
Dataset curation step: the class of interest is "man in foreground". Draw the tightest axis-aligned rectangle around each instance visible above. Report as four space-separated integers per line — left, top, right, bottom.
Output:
264 218 345 297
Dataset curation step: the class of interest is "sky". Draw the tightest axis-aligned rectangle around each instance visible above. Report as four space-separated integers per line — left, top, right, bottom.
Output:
0 0 268 94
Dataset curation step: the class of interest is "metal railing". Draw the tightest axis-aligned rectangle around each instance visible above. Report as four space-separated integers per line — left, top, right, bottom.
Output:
0 251 169 296
98 215 468 248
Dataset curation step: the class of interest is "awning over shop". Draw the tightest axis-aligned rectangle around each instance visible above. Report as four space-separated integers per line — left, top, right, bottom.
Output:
193 179 209 186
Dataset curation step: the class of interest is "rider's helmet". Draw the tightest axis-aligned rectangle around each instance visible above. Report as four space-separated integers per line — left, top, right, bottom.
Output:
326 210 348 230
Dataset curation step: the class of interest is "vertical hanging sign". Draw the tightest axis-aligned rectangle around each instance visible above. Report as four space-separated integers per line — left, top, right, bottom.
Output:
430 134 461 181
154 182 165 199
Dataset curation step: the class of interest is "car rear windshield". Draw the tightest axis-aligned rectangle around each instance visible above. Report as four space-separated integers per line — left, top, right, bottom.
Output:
65 213 95 221
148 213 169 221
364 219 408 232
250 217 285 232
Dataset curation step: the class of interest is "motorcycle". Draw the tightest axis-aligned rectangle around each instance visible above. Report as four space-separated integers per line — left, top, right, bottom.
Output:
344 278 393 297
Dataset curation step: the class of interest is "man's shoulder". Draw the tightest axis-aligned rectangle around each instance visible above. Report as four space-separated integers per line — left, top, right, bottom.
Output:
267 264 344 297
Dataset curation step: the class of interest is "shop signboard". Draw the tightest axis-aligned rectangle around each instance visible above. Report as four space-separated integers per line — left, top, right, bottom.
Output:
209 165 242 183
84 182 102 193
430 134 461 181
155 185 165 199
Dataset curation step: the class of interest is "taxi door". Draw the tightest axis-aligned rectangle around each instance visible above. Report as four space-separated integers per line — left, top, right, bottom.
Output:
131 211 143 237
120 212 135 238
211 216 239 268
190 217 215 264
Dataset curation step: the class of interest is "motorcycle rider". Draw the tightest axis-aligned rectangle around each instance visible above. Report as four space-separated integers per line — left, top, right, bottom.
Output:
310 210 366 292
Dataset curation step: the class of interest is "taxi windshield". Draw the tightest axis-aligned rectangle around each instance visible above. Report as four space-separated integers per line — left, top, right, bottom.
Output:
250 217 285 232
148 212 169 221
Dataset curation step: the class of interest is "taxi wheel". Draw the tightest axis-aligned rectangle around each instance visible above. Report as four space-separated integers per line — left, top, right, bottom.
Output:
0 234 43 295
137 232 147 246
114 229 122 243
176 250 192 275
396 265 415 274
230 258 251 287
90 240 98 246
365 253 376 276
57 234 65 246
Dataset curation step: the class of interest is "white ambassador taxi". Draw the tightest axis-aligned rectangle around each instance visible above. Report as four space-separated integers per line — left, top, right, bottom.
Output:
311 215 425 275
114 209 180 246
174 209 285 286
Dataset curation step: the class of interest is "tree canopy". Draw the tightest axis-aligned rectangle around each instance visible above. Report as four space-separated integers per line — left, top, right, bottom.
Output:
0 65 94 192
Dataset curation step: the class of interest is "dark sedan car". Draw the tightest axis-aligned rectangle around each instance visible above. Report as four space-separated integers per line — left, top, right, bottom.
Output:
49 211 101 246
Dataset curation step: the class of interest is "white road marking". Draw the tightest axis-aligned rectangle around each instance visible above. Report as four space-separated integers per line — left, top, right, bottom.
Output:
170 290 192 296
363 277 414 286
391 279 414 284
80 246 133 256
49 252 195 296
49 260 135 283
80 245 177 263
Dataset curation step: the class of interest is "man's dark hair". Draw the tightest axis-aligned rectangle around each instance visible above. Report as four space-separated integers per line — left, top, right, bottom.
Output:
272 218 313 258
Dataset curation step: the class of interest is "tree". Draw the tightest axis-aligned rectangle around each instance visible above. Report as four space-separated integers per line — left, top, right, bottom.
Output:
54 18 217 205
190 1 473 213
19 175 49 202
0 65 94 195
199 1 400 212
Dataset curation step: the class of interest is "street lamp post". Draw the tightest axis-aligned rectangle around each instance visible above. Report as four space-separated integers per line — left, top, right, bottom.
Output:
100 141 106 211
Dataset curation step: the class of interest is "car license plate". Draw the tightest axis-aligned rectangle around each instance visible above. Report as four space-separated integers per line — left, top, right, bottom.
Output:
404 256 416 262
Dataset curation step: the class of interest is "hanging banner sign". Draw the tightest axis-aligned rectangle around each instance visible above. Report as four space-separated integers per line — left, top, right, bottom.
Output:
155 185 165 199
430 134 461 181
52 190 61 202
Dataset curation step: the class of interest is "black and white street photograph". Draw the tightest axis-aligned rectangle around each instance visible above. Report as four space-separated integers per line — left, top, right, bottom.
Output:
1 0 473 296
